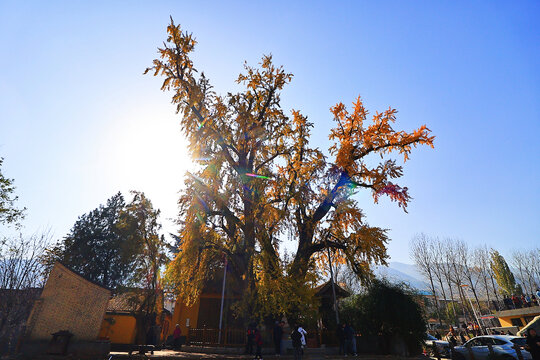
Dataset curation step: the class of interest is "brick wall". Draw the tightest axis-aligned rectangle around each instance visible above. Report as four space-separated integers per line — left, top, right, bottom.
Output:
25 262 111 341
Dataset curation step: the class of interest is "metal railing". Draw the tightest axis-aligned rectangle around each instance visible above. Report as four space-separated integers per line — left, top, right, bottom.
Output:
187 327 245 347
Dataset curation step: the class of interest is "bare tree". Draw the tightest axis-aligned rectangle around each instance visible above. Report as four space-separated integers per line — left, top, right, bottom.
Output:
446 238 473 324
473 246 496 311
334 262 362 294
0 232 48 355
454 240 482 314
523 250 540 294
436 239 459 325
511 250 530 295
534 249 540 290
430 238 450 319
410 233 442 325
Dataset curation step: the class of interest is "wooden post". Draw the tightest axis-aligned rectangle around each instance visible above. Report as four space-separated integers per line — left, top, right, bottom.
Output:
203 326 206 346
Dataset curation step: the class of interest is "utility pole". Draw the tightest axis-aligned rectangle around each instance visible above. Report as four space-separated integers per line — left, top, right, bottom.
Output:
461 284 484 335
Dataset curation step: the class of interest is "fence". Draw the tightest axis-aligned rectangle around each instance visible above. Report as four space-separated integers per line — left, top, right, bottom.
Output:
186 327 245 347
187 327 320 348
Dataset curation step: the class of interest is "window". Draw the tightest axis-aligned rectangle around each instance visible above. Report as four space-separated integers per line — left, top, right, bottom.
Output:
491 338 506 346
510 318 524 327
511 338 527 347
468 338 483 347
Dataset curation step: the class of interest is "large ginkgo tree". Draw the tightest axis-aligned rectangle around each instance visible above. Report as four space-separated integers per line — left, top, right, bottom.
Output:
146 19 434 321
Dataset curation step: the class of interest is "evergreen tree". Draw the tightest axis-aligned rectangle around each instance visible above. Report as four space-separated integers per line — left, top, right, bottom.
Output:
340 280 426 355
0 157 25 227
44 193 142 288
490 250 520 296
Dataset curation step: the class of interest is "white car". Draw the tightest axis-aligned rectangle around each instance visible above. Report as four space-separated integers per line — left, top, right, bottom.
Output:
453 335 531 360
424 333 450 357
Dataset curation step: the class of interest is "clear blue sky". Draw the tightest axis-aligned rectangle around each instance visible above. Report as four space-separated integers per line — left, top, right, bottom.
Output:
1 1 538 264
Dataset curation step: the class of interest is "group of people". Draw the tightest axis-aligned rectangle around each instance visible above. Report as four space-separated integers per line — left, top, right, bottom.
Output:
336 322 357 356
445 328 470 347
245 321 307 360
502 289 540 310
443 323 492 346
245 321 360 359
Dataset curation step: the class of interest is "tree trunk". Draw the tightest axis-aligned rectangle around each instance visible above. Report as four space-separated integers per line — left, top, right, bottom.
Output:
446 281 459 326
427 270 442 326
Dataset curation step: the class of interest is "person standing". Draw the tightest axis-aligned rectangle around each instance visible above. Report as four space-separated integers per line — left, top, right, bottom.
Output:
446 328 457 347
345 323 357 356
526 328 540 360
343 323 352 356
246 324 255 355
512 294 521 309
459 332 467 345
172 324 182 350
336 323 346 355
273 321 283 356
291 325 303 360
298 324 307 348
503 296 512 310
254 327 263 360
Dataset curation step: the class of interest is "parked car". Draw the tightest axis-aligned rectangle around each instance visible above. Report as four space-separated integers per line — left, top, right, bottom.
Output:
453 335 531 360
424 333 450 357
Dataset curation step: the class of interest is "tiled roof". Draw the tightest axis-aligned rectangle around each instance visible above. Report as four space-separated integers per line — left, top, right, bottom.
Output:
106 291 146 312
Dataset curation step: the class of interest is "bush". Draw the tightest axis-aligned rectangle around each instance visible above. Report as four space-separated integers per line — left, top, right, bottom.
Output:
339 279 426 355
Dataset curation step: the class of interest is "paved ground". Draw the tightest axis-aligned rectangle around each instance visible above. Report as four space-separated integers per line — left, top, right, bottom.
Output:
109 349 430 360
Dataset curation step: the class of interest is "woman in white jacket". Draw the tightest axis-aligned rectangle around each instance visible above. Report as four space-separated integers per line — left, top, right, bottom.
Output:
298 325 307 348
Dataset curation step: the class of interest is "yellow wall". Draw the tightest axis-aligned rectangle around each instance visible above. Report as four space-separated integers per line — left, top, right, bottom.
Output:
499 317 513 327
499 316 531 328
170 297 201 337
99 312 173 344
99 314 137 344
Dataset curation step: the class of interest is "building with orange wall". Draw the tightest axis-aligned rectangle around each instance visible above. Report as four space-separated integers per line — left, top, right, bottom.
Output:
98 291 172 345
495 305 540 330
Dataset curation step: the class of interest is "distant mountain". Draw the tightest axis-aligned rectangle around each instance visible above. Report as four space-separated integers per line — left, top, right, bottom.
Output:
373 262 430 291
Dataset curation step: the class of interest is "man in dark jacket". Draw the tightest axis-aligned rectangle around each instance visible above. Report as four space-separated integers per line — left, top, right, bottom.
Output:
246 323 255 355
273 321 283 356
336 323 345 355
254 327 263 360
344 323 356 355
291 325 303 360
